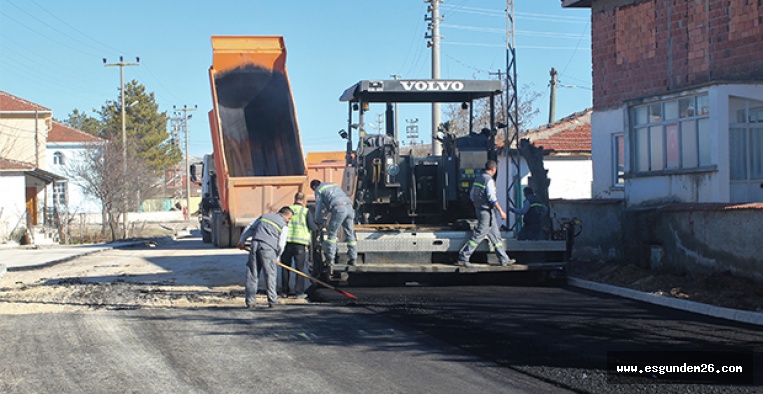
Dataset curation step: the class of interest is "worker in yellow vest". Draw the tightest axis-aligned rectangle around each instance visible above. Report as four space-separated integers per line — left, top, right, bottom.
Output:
280 192 317 299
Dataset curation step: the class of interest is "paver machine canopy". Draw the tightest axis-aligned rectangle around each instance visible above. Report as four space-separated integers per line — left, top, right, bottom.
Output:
339 79 504 225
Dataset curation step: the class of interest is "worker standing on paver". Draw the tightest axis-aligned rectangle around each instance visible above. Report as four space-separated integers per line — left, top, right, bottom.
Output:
237 206 294 309
457 160 515 267
280 192 316 298
310 179 357 266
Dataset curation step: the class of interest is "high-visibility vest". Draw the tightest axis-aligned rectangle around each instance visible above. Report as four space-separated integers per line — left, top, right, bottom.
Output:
287 204 311 246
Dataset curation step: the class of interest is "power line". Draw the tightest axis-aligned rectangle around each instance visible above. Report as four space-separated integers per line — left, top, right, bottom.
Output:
27 0 123 56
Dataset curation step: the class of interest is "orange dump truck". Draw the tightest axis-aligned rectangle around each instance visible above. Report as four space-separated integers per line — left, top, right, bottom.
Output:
204 36 307 247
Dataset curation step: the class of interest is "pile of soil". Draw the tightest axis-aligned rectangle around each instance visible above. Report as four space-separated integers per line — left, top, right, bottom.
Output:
569 260 763 312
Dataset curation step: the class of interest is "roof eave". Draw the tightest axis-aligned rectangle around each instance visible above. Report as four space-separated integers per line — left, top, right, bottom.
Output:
562 0 592 8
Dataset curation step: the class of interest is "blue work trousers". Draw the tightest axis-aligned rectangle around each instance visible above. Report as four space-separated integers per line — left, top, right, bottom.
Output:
245 241 279 307
458 208 510 264
324 205 357 263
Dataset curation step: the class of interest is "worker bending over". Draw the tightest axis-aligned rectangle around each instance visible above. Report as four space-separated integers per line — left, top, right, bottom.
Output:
457 160 515 267
310 179 357 266
237 206 294 309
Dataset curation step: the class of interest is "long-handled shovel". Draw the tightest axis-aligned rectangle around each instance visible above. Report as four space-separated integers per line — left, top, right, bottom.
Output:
277 261 358 300
243 245 357 300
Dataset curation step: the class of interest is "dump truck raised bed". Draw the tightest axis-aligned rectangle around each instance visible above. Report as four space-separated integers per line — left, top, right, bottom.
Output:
204 36 307 247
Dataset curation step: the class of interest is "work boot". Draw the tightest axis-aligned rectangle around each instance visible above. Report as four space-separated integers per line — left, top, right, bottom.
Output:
268 302 279 309
347 259 356 266
500 259 517 267
457 260 473 268
326 259 335 266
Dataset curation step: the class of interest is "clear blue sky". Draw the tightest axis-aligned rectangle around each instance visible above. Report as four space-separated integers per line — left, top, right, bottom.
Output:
0 0 591 158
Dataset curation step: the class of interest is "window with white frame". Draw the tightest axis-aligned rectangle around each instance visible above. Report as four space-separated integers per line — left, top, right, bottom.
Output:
53 151 64 165
53 181 67 205
729 97 763 182
612 133 625 186
630 94 711 174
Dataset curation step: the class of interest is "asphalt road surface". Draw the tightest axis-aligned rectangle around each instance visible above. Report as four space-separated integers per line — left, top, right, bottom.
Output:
1 235 761 393
0 305 563 394
311 283 763 393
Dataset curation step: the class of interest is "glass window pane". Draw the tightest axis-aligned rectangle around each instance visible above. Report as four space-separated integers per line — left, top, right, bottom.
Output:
749 99 763 122
679 98 695 118
650 126 664 170
665 100 679 120
636 127 649 172
666 124 680 168
729 127 747 180
649 104 663 123
698 118 712 166
729 97 748 123
633 106 648 125
751 126 763 179
696 95 710 115
681 120 698 168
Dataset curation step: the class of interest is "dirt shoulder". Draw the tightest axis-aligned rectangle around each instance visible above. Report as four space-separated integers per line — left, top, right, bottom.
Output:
0 236 307 315
569 259 763 313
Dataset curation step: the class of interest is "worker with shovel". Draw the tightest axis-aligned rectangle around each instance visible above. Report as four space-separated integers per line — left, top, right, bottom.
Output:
237 206 294 309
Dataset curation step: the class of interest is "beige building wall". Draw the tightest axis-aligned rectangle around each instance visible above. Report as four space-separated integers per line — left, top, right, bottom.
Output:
0 114 51 168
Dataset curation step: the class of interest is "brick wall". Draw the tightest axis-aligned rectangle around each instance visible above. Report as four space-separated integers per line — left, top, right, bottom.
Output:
592 0 763 110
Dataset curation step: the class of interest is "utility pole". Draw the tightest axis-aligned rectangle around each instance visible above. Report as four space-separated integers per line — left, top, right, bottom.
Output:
505 0 522 235
425 0 443 156
104 56 139 239
174 105 197 221
390 74 401 141
549 67 558 124
375 113 384 132
406 118 420 148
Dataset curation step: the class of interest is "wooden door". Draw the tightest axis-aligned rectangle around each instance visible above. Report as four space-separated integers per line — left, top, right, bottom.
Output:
25 187 37 225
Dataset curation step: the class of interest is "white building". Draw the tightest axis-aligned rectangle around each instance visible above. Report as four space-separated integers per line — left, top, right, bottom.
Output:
46 121 106 216
0 91 61 243
496 109 593 227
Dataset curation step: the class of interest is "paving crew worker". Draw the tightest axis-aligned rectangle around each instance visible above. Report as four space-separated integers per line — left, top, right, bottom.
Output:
310 179 357 266
457 160 514 267
280 192 317 298
237 206 294 309
511 186 548 240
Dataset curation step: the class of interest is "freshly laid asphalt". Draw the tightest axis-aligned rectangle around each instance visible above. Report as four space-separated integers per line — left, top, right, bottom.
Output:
0 240 761 326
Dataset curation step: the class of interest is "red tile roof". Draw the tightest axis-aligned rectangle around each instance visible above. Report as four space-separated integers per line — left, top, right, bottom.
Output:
0 157 35 171
0 91 50 112
495 109 592 154
523 108 592 154
48 121 105 143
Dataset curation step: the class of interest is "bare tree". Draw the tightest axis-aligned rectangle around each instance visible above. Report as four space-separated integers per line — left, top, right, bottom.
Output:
443 82 542 140
65 139 161 241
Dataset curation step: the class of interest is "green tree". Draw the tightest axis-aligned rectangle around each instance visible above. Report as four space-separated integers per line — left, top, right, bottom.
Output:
100 80 181 171
61 108 104 136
